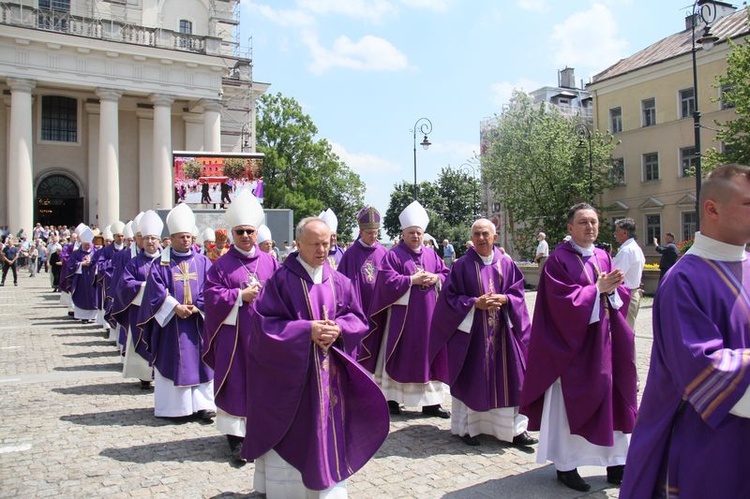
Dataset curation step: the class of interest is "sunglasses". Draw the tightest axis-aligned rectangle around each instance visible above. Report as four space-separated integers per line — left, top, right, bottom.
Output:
234 229 255 236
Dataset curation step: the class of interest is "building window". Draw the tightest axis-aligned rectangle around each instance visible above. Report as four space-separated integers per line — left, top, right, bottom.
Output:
179 20 193 34
643 152 659 181
680 88 695 119
721 84 736 109
681 211 697 241
39 0 70 11
642 98 656 127
41 96 77 143
645 214 661 246
611 158 625 185
610 107 622 133
680 146 697 177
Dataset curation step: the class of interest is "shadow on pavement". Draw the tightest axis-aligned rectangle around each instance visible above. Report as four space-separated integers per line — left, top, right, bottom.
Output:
375 424 509 459
442 464 617 498
61 407 170 427
99 435 235 465
62 350 121 359
51 330 108 337
63 340 118 348
52 382 149 396
208 492 263 498
54 362 122 372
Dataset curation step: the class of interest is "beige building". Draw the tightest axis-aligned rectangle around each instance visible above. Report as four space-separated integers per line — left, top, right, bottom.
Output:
0 0 268 235
587 2 747 260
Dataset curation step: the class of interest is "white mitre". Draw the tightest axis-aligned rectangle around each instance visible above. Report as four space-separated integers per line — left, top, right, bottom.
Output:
225 189 265 229
123 221 134 239
79 226 94 244
201 227 215 243
139 210 164 238
257 224 272 244
399 200 430 230
166 203 196 235
103 225 113 241
110 221 125 235
318 208 338 234
132 212 145 235
75 222 86 235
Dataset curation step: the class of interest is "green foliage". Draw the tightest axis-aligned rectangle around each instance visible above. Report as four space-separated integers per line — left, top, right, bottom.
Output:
182 160 203 180
482 90 618 258
222 158 247 180
254 92 365 239
706 14 750 169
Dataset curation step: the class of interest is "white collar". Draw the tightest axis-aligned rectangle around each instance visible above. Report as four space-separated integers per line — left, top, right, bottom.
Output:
234 245 256 257
358 239 375 249
296 255 323 284
172 248 191 257
569 240 595 256
114 243 124 250
686 232 747 262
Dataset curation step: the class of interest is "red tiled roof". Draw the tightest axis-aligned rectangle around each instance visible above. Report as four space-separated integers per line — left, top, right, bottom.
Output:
591 7 750 84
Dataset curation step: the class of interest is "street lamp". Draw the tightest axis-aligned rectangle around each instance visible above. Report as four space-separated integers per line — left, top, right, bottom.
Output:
459 163 479 219
690 0 718 231
575 122 594 203
412 118 433 201
240 123 251 152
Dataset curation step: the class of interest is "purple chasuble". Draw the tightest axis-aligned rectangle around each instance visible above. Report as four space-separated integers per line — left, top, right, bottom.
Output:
136 250 213 386
429 247 531 410
520 241 637 446
337 239 387 318
359 241 450 383
327 245 345 270
67 247 98 311
108 247 135 342
112 251 157 362
621 254 750 499
95 243 121 315
58 242 77 293
202 246 279 417
242 254 389 491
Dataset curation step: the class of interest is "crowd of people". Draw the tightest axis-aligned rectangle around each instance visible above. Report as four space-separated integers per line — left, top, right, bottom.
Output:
6 163 748 497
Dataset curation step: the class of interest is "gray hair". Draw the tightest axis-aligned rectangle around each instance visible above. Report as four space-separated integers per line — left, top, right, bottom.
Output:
614 218 636 238
295 217 328 240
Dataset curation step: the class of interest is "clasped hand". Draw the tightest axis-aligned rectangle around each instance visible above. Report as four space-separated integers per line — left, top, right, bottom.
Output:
597 270 625 295
475 293 507 312
241 283 261 303
311 319 340 351
411 270 438 287
174 303 197 320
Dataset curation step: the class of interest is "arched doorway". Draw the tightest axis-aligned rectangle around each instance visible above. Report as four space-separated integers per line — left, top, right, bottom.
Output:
36 174 84 227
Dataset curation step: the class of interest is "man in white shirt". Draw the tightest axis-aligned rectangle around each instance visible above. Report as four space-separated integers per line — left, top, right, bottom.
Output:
535 232 549 267
612 218 646 329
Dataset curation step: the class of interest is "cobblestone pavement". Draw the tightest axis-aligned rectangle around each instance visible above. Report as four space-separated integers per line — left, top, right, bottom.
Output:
0 274 654 498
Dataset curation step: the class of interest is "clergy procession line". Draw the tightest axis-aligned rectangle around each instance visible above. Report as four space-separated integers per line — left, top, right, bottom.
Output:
42 164 749 498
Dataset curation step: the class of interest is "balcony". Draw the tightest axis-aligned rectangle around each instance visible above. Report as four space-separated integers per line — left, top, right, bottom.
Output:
0 2 225 56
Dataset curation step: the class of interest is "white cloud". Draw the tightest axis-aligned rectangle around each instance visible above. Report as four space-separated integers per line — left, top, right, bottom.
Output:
548 3 629 78
302 32 410 74
245 2 316 27
430 140 479 163
296 0 397 22
399 0 453 12
489 78 542 108
516 0 550 13
330 142 402 175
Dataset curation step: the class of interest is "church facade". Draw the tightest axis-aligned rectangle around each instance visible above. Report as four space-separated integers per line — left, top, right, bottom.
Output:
0 0 268 234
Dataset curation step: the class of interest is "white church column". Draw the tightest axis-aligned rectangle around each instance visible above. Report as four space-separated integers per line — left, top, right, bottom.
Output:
137 108 154 211
6 78 35 237
95 88 122 226
151 94 174 210
202 99 222 152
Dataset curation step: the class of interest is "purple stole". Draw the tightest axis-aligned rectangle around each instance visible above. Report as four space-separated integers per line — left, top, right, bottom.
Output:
326 245 345 270
337 239 387 317
68 247 97 311
111 251 157 361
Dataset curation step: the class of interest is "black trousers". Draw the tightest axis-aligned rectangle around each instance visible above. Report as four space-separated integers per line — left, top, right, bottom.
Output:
1 262 17 284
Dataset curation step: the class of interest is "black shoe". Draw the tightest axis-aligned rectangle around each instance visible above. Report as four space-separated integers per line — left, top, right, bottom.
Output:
81 319 91 324
422 404 451 419
196 409 216 422
461 434 480 446
139 380 152 390
607 465 625 486
67 311 75 317
387 400 402 415
556 469 591 492
14 282 17 286
227 435 246 464
512 431 538 447
0 283 4 286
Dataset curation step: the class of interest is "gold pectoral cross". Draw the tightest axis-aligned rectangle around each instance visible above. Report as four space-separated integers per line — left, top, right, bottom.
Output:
173 261 198 305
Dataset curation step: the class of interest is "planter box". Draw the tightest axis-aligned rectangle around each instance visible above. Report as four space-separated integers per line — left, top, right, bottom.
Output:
519 265 660 296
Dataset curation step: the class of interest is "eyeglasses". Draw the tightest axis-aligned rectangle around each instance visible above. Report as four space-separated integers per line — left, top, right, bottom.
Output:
234 229 255 236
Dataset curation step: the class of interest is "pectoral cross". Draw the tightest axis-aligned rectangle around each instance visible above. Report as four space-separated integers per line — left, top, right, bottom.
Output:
363 260 376 283
487 277 498 330
173 261 197 305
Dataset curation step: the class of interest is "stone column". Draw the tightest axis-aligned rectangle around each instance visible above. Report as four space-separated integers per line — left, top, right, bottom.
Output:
202 99 222 152
6 78 36 237
151 94 174 210
95 88 123 227
137 108 154 211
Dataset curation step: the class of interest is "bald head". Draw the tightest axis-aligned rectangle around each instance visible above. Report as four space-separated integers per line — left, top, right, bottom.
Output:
471 218 498 257
699 164 750 245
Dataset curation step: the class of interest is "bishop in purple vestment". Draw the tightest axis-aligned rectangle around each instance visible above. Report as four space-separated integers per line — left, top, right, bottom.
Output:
67 227 99 322
360 200 450 418
242 218 389 495
136 204 215 420
520 203 637 492
202 191 279 463
429 219 536 447
621 164 750 499
337 206 387 321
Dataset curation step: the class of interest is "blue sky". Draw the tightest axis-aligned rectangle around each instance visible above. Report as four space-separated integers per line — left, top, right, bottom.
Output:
239 0 716 231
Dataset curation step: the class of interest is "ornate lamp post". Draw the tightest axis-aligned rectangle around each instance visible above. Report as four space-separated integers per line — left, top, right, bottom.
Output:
412 118 433 201
459 163 480 219
690 0 718 231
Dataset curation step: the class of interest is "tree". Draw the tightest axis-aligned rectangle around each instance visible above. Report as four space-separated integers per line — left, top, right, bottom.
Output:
705 14 750 168
182 160 203 180
254 93 365 239
222 158 247 179
483 90 617 258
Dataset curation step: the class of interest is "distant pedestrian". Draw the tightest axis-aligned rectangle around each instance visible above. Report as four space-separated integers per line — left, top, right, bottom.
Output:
653 232 678 282
534 232 549 268
442 239 455 267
